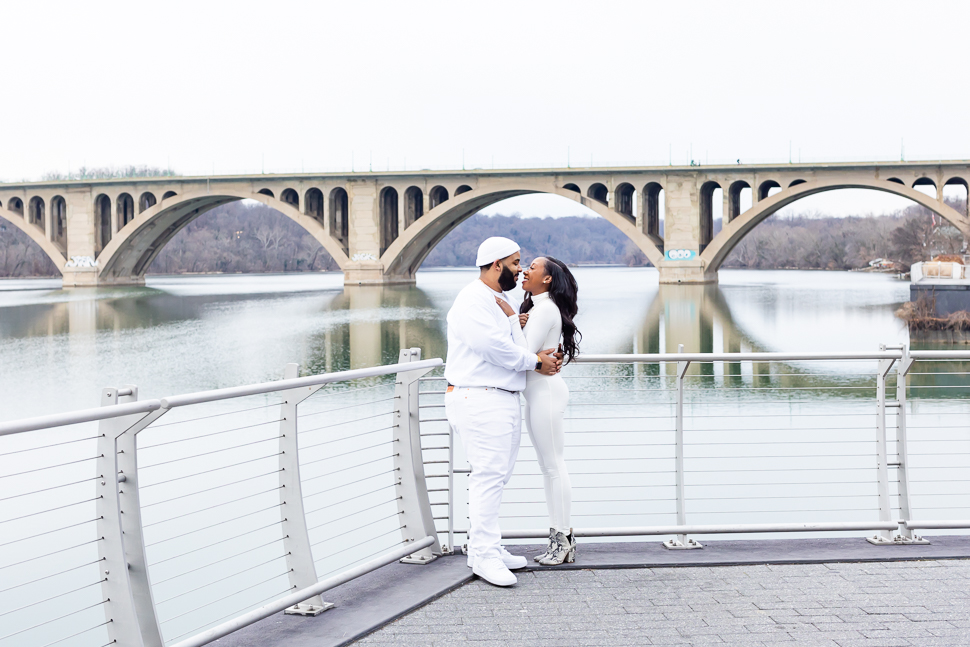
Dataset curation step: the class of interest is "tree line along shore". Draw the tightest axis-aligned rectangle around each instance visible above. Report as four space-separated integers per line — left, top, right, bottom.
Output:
0 197 965 279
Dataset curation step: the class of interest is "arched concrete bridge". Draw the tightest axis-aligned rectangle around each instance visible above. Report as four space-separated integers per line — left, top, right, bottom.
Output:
0 161 967 286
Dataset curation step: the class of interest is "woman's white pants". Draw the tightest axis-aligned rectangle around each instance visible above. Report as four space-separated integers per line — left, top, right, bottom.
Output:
524 375 571 532
445 387 521 562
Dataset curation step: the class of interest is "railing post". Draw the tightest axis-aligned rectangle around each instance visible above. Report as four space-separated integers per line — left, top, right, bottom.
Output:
394 348 443 563
867 345 898 545
97 385 167 647
664 344 702 549
279 363 333 615
892 346 929 544
448 420 455 555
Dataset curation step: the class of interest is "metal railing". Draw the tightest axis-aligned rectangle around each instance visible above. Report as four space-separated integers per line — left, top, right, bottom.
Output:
0 349 441 647
419 346 970 551
1 345 969 647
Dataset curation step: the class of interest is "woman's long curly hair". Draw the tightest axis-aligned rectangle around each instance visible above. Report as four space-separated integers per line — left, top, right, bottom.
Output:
520 256 582 364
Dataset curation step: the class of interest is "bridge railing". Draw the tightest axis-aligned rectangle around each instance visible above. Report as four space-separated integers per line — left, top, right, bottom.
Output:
419 346 970 551
2 346 969 647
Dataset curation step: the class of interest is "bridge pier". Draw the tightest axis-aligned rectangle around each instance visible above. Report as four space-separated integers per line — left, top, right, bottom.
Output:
657 262 717 284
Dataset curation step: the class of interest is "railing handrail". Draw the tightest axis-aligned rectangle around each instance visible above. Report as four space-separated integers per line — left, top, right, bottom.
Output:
0 358 442 437
0 398 162 437
575 351 906 363
160 358 442 408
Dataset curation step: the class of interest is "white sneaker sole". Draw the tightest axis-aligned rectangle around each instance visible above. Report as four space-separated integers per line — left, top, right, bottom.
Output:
467 555 528 570
472 565 516 587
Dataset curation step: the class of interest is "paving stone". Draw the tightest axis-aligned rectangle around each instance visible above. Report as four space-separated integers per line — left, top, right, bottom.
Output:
352 559 970 646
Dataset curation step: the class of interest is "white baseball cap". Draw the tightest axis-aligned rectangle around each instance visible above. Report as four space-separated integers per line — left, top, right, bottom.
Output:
475 236 520 267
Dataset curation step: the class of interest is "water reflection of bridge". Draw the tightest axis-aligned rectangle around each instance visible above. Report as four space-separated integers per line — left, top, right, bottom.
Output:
8 278 966 396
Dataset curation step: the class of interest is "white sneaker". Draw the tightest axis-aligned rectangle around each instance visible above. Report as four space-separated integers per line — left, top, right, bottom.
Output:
465 546 527 570
472 557 517 587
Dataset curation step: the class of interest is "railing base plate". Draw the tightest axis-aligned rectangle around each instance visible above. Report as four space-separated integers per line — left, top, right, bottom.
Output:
866 534 931 546
285 602 334 616
662 538 703 550
400 553 439 565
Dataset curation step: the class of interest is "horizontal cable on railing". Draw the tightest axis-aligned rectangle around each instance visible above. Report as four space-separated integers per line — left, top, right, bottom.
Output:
301 454 398 484
298 396 396 418
311 383 393 397
140 452 283 488
313 530 407 564
300 426 394 451
37 620 111 647
145 503 284 547
304 482 401 516
501 511 673 518
0 558 104 595
299 411 394 435
300 439 398 468
155 553 290 606
315 539 410 580
148 402 279 428
0 577 106 619
142 469 283 508
161 570 294 627
303 468 400 500
165 585 297 644
690 507 877 514
0 434 100 457
0 454 101 480
143 487 283 528
307 500 403 531
0 599 107 644
686 466 875 473
140 435 283 469
309 512 403 545
149 520 284 566
0 474 102 504
138 418 283 449
0 496 100 526
504 484 672 491
502 498 677 505
152 538 283 586
0 538 102 572
0 517 100 549
682 453 875 459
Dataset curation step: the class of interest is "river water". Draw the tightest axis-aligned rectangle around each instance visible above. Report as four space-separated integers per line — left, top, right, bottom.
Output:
0 267 926 419
1 269 968 646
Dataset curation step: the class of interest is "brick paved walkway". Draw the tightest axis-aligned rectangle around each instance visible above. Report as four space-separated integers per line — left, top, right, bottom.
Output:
355 560 970 646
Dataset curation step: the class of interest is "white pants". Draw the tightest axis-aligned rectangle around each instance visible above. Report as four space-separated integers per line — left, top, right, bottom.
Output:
446 387 521 561
523 374 571 532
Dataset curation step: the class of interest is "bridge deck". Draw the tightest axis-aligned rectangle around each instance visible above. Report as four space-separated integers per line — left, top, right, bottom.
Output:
221 536 970 647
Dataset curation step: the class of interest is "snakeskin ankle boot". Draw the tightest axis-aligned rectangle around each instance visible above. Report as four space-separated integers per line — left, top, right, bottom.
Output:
538 529 576 565
534 528 555 562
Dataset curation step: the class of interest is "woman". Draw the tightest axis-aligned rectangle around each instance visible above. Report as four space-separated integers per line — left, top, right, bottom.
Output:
515 256 581 565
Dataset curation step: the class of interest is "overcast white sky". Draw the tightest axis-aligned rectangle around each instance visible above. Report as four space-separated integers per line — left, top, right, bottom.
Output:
3 0 968 217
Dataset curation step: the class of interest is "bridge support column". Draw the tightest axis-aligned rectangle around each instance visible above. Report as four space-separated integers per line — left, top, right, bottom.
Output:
343 180 417 285
656 175 717 284
657 261 717 284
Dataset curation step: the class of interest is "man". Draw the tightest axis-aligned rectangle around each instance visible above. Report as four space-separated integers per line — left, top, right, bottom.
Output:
445 236 561 587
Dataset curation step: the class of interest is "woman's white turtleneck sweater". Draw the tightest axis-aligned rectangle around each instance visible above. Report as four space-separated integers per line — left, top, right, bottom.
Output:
522 292 562 383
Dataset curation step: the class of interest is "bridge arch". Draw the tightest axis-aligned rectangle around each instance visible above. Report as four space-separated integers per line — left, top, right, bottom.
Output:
95 189 350 284
700 178 970 274
380 181 665 281
0 204 66 273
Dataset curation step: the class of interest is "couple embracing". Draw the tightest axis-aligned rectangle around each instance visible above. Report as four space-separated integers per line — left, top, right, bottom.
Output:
444 236 581 587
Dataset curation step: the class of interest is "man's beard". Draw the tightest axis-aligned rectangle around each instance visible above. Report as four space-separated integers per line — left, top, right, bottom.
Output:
498 265 517 291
